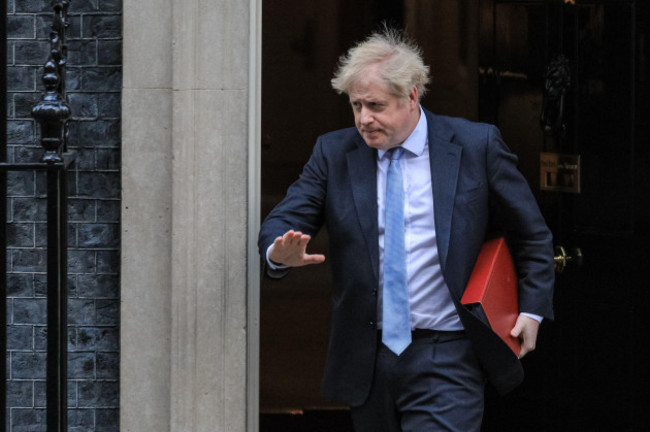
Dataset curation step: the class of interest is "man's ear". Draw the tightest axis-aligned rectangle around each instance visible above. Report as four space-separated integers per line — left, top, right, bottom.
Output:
409 86 419 109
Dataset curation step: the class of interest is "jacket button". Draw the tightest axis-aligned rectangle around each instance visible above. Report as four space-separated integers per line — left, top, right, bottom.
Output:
372 289 377 296
368 321 375 328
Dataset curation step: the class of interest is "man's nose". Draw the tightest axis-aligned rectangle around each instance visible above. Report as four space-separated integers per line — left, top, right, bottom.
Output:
359 107 373 125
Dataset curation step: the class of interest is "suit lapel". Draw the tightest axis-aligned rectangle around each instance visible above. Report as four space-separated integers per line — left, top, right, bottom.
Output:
344 113 461 281
347 136 380 281
426 111 462 273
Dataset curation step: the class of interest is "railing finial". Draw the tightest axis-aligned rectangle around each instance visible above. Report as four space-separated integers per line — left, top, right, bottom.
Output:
31 0 72 163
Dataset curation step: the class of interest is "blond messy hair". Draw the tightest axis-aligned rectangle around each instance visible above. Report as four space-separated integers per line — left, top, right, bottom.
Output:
331 28 430 100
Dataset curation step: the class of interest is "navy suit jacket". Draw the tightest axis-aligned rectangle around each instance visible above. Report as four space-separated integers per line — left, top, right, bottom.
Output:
259 109 555 406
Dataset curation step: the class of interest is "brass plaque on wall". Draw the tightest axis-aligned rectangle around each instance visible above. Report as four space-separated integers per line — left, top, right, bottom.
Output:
540 152 581 193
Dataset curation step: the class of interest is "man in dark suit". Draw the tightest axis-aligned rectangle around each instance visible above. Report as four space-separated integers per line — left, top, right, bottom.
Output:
258 29 554 432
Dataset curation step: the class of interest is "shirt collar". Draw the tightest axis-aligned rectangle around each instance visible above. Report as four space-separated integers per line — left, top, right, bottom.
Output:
378 106 428 160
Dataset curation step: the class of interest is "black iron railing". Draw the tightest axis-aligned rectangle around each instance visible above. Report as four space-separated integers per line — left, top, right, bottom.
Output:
2 1 74 431
1 0 8 424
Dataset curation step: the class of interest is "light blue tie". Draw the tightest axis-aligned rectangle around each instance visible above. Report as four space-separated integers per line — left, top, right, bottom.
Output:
382 147 411 355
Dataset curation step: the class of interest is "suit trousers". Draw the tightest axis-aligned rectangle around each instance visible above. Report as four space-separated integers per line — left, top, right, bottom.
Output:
349 330 485 432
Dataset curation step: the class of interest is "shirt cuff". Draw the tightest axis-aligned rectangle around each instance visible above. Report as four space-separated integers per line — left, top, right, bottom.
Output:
266 244 288 270
520 312 543 323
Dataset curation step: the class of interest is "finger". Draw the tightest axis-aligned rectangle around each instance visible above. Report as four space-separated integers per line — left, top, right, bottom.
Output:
517 327 537 359
517 332 530 358
276 232 295 250
285 230 305 246
281 232 311 250
282 230 295 242
297 234 312 249
522 331 536 352
272 237 286 254
519 341 535 359
272 232 301 257
281 230 298 238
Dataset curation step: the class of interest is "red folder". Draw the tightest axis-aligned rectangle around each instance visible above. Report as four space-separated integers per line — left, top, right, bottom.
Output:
461 237 521 356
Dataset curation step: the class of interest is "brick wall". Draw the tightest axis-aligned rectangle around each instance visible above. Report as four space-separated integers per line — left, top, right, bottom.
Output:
5 0 121 430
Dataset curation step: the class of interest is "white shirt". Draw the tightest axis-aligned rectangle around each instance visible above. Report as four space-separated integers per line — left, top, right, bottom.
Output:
376 107 463 331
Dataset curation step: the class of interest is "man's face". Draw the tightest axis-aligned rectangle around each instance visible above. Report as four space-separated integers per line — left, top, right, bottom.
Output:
348 66 420 151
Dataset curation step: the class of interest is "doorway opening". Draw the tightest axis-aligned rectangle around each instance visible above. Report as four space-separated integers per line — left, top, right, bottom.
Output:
259 1 650 430
259 1 479 430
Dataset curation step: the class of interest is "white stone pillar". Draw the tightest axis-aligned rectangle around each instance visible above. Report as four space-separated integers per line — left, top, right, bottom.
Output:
121 0 260 430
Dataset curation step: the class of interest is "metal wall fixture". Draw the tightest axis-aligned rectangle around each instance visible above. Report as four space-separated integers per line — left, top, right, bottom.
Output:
1 1 75 431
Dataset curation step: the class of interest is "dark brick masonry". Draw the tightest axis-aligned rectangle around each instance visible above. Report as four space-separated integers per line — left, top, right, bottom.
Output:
5 0 121 430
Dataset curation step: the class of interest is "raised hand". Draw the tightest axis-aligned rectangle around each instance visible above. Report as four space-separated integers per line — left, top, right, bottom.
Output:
268 230 326 267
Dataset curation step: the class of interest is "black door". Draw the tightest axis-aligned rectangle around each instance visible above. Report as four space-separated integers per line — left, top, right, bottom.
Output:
479 1 650 430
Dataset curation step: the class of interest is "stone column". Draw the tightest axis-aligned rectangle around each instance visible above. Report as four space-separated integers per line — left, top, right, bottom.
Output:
121 0 260 431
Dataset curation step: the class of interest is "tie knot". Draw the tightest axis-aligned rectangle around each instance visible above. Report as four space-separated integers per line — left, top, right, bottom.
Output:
389 147 405 161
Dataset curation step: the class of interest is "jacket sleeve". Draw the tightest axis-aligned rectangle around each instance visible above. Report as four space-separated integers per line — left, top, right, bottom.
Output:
486 125 555 320
257 136 329 277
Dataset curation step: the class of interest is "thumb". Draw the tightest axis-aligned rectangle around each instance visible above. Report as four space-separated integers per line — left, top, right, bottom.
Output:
510 321 523 338
302 253 326 265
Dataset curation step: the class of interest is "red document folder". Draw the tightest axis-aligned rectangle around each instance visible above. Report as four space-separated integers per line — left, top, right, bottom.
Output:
461 237 521 356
